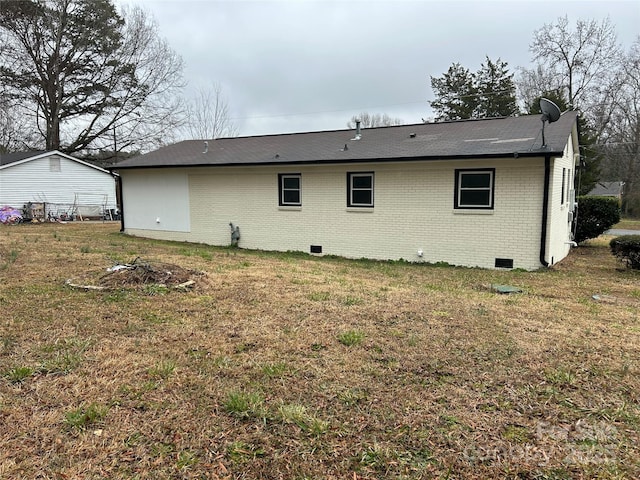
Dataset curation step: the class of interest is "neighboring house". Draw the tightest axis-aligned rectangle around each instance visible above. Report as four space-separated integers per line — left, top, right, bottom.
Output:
0 150 118 220
111 112 580 270
587 181 624 202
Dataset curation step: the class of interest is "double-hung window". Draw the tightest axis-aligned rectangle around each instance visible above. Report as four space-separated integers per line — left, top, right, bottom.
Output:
454 169 494 209
347 172 374 207
278 173 301 206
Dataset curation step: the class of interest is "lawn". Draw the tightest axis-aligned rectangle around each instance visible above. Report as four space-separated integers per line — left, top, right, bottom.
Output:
614 218 640 230
1 223 638 479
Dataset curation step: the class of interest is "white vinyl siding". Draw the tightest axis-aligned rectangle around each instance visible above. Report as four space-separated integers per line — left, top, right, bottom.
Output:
0 153 116 213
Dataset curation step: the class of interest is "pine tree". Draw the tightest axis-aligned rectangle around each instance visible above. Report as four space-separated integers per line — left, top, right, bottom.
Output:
474 57 518 118
429 63 477 121
429 58 517 121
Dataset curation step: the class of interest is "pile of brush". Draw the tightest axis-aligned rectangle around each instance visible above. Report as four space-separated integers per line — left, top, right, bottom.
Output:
66 257 202 291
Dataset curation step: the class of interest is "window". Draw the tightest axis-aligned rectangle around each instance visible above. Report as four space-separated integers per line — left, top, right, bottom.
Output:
278 173 301 206
454 169 494 209
347 172 374 207
561 168 566 205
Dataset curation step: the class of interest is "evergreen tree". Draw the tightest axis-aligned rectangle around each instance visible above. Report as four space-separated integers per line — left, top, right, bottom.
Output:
429 57 517 121
475 57 518 118
429 63 476 121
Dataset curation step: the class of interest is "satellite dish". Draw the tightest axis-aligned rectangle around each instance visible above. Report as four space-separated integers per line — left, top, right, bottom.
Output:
539 97 561 148
540 98 561 123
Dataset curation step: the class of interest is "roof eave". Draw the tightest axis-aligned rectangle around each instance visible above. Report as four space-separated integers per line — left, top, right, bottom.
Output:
109 150 561 171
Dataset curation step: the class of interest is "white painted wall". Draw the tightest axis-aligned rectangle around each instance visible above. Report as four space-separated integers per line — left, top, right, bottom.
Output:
546 131 579 266
0 153 116 214
121 169 190 232
122 156 554 270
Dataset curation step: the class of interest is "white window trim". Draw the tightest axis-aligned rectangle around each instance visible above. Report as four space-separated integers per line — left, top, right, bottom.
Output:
348 172 374 208
279 173 301 206
455 169 494 209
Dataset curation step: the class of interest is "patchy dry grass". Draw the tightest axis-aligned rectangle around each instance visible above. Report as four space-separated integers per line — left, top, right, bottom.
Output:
0 223 639 479
614 218 640 230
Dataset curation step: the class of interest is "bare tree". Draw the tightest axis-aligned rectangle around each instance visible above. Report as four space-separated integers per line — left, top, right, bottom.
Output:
100 4 186 154
185 82 238 139
599 38 640 214
0 88 40 153
0 0 184 154
520 16 621 113
346 112 404 129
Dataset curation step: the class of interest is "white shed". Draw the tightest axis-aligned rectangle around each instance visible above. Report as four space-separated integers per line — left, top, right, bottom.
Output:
0 150 117 220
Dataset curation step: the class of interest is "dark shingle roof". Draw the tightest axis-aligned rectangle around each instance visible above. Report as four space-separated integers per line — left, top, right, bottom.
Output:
587 181 624 196
112 113 579 170
0 151 46 167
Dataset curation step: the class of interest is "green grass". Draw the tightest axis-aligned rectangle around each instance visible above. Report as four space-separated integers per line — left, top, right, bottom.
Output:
260 362 289 377
337 330 364 346
64 403 108 430
502 424 532 443
1 223 639 479
4 366 34 383
148 360 176 379
278 403 329 434
224 391 266 419
227 441 266 462
614 218 640 230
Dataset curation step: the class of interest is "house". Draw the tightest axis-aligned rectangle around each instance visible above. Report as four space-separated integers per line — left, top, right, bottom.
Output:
587 181 624 202
111 112 580 270
0 150 118 220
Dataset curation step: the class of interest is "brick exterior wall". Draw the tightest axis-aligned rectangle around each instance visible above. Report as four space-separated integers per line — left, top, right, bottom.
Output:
122 154 572 270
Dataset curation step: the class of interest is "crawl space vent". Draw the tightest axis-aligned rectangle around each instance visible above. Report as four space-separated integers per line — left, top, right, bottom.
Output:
495 258 514 269
310 245 322 254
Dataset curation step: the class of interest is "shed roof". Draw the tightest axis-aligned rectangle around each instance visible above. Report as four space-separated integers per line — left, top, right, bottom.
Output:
0 150 113 174
113 112 579 170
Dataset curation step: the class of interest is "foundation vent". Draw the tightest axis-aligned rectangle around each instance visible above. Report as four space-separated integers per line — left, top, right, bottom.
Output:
495 258 514 269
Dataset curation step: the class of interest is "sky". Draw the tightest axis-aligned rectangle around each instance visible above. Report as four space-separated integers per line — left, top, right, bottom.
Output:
117 0 640 137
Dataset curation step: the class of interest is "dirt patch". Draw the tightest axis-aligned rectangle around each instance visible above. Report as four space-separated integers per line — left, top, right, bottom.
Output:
66 257 205 291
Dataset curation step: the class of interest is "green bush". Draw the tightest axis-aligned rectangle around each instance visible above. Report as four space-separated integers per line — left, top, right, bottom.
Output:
575 196 621 244
610 235 640 269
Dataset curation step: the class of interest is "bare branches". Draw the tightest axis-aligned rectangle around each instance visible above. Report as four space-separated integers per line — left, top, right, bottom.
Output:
598 38 640 214
525 15 622 111
184 82 238 140
0 0 185 154
346 112 404 129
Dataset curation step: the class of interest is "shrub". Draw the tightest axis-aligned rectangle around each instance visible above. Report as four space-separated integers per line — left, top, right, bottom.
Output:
575 196 621 244
610 235 640 269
